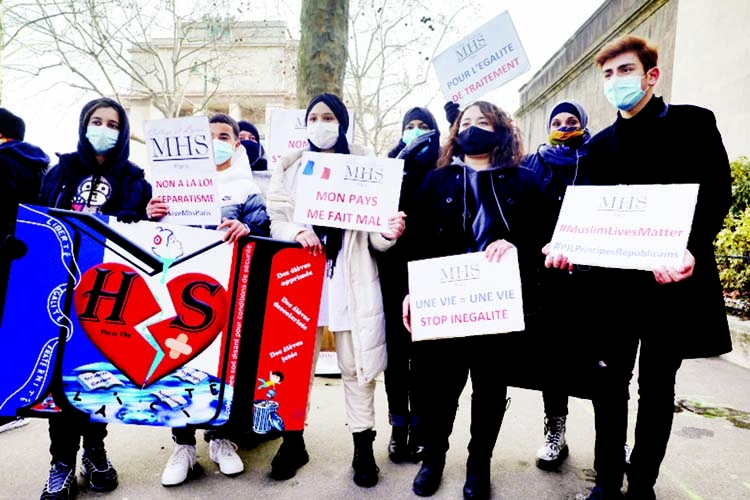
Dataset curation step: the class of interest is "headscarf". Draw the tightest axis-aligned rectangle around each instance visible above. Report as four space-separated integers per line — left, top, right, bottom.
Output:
305 93 350 155
305 93 350 275
238 120 260 141
387 107 441 164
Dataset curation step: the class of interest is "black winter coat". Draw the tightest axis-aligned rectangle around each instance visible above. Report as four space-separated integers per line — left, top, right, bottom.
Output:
586 95 732 359
409 163 552 314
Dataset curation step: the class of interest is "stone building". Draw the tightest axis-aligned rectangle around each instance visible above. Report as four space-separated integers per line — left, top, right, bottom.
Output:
124 20 298 142
515 0 749 161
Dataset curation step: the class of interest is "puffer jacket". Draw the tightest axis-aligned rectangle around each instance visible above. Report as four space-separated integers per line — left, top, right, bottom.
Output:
266 144 395 384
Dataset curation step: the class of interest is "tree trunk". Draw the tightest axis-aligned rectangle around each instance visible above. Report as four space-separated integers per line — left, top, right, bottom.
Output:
297 0 349 107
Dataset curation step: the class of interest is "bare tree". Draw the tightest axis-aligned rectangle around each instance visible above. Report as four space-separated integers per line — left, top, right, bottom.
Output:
345 0 460 155
296 0 349 106
3 0 252 118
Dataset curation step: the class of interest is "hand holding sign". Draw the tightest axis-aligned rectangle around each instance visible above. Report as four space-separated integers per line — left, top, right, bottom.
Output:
382 212 406 240
653 249 695 284
294 229 323 256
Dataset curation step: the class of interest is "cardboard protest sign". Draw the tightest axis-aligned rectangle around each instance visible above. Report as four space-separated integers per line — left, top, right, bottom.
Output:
408 250 525 341
293 152 403 232
145 116 221 226
433 11 530 106
0 205 325 433
267 108 355 170
549 184 699 270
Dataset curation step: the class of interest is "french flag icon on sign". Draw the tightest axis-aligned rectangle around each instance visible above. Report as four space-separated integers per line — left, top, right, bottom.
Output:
302 160 330 180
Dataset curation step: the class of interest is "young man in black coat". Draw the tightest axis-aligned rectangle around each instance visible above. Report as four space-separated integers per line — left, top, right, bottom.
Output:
545 35 732 500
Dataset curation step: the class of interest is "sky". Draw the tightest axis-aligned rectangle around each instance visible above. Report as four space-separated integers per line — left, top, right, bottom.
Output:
2 0 606 165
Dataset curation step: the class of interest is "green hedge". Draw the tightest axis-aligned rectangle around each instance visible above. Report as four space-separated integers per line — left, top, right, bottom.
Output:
715 156 750 317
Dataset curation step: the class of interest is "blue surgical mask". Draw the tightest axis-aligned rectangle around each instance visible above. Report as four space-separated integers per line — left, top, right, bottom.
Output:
86 125 119 154
604 74 646 111
402 127 426 145
213 139 234 166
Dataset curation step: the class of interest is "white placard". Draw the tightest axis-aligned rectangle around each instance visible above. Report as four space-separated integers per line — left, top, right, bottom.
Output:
144 116 220 226
549 184 699 270
432 11 530 106
267 108 355 170
292 152 403 232
408 251 525 341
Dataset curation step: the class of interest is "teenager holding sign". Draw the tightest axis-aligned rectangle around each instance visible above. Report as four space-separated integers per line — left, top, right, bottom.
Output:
266 93 405 488
38 97 152 500
403 101 549 500
544 35 732 500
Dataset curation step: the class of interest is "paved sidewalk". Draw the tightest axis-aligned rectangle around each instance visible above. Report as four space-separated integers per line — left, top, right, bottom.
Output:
2 357 749 499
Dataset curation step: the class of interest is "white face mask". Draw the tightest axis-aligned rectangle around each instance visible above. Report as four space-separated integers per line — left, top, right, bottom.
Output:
306 122 339 150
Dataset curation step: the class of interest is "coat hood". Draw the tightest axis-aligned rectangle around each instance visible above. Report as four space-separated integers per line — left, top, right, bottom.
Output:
77 97 131 173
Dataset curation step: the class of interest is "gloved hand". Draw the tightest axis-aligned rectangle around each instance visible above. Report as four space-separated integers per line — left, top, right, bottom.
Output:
397 130 437 160
444 101 460 128
2 234 28 260
116 210 142 223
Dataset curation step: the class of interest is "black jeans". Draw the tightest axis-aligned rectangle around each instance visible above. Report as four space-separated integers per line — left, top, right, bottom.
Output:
542 390 569 417
411 334 508 463
48 415 108 466
592 330 682 493
383 299 414 427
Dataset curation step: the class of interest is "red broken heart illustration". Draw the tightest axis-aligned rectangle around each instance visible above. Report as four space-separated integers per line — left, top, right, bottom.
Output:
74 262 229 387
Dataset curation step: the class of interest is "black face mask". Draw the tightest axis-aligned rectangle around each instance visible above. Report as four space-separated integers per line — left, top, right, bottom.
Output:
457 126 497 156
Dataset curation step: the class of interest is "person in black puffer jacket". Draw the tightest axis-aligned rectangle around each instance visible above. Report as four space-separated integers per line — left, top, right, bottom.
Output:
38 97 151 500
376 107 440 465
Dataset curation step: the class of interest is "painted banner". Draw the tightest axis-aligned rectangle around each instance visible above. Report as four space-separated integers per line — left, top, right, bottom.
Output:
145 116 221 226
0 205 325 433
266 108 355 170
292 152 404 232
432 11 530 106
549 184 699 270
408 250 525 341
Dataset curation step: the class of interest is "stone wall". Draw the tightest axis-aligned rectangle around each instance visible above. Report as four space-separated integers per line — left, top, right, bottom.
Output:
514 0 677 149
671 0 750 159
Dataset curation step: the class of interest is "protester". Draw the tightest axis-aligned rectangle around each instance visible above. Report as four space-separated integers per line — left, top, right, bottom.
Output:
238 120 268 171
403 101 549 500
266 92 406 487
544 35 733 500
37 97 152 500
522 100 591 470
377 107 440 464
0 107 49 435
147 113 270 486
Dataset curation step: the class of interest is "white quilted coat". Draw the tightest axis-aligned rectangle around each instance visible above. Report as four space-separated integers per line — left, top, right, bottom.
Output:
266 145 394 385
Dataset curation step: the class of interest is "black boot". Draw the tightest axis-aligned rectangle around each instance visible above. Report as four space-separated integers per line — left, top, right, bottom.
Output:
463 456 491 500
270 430 309 480
412 455 445 497
388 425 409 463
352 429 379 487
407 424 425 463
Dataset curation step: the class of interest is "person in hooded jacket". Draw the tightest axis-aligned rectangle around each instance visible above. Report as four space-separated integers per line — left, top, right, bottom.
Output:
37 97 152 500
0 107 49 434
521 100 591 470
266 92 406 488
147 114 269 487
377 107 440 464
403 101 550 500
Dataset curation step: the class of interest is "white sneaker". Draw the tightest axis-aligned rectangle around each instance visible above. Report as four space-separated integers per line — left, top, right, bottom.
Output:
209 439 244 475
161 444 197 486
